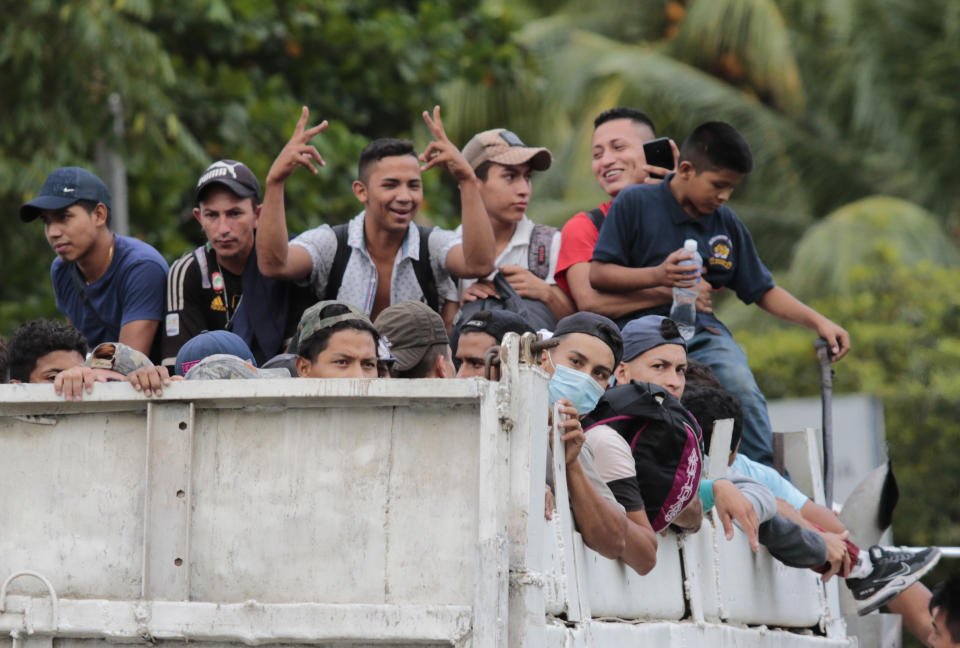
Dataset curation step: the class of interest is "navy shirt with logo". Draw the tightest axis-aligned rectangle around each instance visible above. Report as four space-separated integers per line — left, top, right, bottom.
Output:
591 175 774 326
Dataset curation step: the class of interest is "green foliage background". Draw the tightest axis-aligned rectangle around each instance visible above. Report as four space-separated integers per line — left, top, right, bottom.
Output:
2 3 959 638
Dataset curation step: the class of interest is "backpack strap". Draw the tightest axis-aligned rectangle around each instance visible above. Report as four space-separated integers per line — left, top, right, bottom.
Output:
629 421 651 452
588 207 606 231
193 245 212 290
527 223 557 281
324 223 351 301
412 224 439 311
69 264 120 341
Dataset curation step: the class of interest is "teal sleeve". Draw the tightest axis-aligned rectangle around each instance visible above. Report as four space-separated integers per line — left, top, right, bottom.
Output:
700 479 716 512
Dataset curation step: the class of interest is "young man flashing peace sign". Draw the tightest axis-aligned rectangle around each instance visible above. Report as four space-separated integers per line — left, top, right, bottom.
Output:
256 106 495 326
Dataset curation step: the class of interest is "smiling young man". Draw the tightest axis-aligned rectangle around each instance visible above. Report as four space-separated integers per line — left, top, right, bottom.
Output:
163 160 312 368
256 107 495 327
20 167 168 359
589 122 850 467
454 129 575 323
555 108 712 320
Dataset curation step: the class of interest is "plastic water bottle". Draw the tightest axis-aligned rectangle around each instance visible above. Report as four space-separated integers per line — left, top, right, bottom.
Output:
669 239 702 340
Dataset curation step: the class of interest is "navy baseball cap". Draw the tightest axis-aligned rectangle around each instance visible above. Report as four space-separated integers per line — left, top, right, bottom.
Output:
20 167 112 222
175 330 256 376
621 315 686 362
195 160 261 203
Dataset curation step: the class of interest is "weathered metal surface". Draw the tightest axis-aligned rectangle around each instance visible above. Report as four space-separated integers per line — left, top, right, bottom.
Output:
0 343 849 648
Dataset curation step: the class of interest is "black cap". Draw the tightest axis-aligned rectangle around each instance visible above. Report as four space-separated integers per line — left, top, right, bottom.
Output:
452 309 535 353
20 167 112 222
553 312 624 365
195 160 261 203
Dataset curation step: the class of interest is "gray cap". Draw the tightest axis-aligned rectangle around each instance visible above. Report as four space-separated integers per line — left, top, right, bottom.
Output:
184 354 287 380
621 315 686 362
86 342 153 376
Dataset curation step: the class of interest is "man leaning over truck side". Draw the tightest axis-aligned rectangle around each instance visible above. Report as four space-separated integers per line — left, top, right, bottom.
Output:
539 312 658 575
256 106 495 327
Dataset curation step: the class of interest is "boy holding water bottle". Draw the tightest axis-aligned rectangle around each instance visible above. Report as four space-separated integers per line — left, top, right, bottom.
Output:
589 121 848 468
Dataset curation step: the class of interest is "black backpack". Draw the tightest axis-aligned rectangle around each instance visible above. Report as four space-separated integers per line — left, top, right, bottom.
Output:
583 381 703 531
324 222 439 311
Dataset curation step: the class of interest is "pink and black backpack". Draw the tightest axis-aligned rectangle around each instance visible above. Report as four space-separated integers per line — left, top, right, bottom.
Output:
583 381 704 532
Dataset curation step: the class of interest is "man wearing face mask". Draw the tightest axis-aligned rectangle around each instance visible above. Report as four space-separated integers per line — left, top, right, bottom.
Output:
539 312 658 575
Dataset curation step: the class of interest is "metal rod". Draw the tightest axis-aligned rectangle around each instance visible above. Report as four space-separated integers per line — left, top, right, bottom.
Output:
900 547 960 559
814 338 834 506
483 346 501 381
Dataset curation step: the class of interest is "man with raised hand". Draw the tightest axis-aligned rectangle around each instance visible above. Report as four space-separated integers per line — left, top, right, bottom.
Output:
256 107 495 326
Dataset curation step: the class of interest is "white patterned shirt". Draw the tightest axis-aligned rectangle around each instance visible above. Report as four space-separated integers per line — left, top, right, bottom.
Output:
455 215 561 297
290 211 460 315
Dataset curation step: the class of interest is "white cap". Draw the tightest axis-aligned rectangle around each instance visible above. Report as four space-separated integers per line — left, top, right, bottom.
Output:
684 239 698 252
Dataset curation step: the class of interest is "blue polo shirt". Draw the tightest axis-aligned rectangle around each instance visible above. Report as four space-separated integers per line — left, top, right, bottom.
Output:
592 175 774 323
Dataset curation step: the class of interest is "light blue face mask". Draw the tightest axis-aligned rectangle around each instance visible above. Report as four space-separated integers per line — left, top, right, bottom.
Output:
548 362 605 415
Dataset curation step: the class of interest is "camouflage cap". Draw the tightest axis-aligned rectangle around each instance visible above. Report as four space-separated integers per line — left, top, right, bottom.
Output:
296 300 374 352
86 342 154 376
184 353 288 380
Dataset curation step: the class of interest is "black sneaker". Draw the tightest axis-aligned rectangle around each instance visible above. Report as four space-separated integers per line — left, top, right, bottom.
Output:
846 545 942 615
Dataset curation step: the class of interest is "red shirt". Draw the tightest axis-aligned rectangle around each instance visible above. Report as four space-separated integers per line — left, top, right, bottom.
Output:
555 201 612 298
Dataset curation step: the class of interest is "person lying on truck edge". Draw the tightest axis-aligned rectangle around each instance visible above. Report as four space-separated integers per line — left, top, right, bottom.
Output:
20 167 168 361
256 106 495 329
555 107 713 320
373 301 455 379
5 319 173 400
587 315 761 551
683 380 941 632
589 121 849 469
295 300 380 379
162 160 315 369
450 309 534 379
930 575 960 648
600 315 941 619
453 128 574 326
539 312 656 575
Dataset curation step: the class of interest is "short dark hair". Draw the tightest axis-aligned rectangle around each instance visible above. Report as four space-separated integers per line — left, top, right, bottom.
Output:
395 343 450 379
593 107 657 136
684 359 722 388
297 303 380 362
76 198 112 229
7 319 88 382
358 138 418 183
679 121 753 174
681 383 743 455
474 161 494 181
931 575 960 643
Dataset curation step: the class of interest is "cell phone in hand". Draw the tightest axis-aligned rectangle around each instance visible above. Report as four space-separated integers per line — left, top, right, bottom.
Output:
642 137 674 177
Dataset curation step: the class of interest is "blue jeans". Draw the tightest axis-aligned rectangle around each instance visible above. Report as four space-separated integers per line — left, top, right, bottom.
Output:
687 315 775 467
